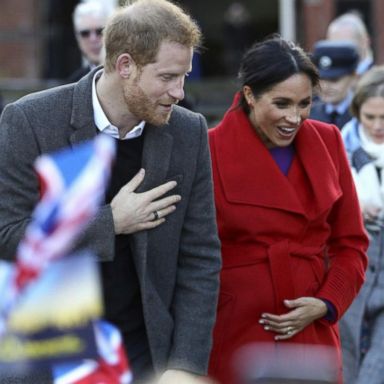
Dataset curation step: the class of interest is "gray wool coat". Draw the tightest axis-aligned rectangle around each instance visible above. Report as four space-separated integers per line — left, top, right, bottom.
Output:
0 68 221 376
339 226 384 384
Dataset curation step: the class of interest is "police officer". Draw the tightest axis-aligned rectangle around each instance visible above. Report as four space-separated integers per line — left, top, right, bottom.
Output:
310 40 359 130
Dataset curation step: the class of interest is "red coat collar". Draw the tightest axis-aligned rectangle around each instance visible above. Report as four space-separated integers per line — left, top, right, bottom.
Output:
210 94 342 218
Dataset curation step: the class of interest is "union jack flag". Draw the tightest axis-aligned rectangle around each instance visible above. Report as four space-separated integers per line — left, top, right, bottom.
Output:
0 134 115 322
0 134 132 383
16 133 115 290
53 320 132 384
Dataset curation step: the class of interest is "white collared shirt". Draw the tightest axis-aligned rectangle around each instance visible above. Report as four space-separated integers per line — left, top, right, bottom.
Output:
92 69 145 140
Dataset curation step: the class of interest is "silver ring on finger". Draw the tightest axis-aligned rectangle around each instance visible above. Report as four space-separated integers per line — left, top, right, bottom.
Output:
152 210 160 221
286 326 294 335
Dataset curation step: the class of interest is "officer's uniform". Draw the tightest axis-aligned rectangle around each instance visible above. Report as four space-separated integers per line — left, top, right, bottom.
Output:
310 40 359 130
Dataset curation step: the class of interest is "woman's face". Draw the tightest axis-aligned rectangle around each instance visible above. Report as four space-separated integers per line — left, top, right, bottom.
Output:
245 74 313 148
359 96 384 144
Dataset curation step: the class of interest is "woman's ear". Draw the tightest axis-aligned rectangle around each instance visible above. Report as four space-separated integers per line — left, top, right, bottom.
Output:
243 85 254 106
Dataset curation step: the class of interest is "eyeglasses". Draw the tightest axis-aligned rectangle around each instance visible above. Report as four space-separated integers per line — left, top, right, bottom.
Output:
78 28 104 38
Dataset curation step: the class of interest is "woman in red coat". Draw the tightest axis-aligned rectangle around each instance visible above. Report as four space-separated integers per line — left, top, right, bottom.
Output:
208 36 368 384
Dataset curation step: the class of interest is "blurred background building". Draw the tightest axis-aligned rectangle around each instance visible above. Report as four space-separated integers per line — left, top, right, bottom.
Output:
1 0 383 123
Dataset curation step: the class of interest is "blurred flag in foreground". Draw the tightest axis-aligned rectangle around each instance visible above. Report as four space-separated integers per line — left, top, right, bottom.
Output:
1 133 115 319
53 320 132 384
0 135 132 383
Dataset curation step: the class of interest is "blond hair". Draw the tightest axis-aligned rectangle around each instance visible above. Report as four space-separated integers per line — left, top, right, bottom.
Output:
350 65 384 117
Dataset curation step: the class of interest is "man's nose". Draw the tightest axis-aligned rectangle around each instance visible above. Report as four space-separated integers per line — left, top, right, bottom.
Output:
169 78 185 101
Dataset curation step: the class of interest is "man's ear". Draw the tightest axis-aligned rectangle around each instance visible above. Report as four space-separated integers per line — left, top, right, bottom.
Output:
115 53 136 79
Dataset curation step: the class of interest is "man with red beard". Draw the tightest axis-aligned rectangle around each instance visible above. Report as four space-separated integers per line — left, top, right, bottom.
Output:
0 1 221 384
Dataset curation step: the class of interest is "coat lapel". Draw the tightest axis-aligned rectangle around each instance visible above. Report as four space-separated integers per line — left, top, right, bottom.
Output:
213 99 341 218
69 68 99 146
135 124 174 192
214 103 306 215
131 124 174 281
292 120 342 219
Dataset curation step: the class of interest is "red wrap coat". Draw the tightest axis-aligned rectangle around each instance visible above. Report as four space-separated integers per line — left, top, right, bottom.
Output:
208 100 368 384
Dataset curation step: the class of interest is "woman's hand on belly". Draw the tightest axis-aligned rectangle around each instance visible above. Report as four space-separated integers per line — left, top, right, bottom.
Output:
258 297 327 340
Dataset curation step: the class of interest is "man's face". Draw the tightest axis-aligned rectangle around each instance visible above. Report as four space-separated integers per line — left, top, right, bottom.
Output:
75 14 105 65
319 74 356 104
123 41 193 126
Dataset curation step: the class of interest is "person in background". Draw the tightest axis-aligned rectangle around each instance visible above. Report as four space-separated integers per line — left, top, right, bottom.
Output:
0 1 221 383
207 35 368 384
67 0 114 83
0 93 4 115
222 1 254 77
327 11 374 77
310 40 359 130
340 65 384 384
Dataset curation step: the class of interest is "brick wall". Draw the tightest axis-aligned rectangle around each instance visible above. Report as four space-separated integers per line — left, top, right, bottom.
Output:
0 0 42 78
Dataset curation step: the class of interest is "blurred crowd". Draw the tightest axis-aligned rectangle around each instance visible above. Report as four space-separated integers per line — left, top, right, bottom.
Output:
309 10 384 384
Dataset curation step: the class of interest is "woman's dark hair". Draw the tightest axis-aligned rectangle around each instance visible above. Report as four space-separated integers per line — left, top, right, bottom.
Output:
238 34 320 114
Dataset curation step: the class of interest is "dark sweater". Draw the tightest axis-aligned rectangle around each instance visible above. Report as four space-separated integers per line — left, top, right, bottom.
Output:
101 133 152 374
